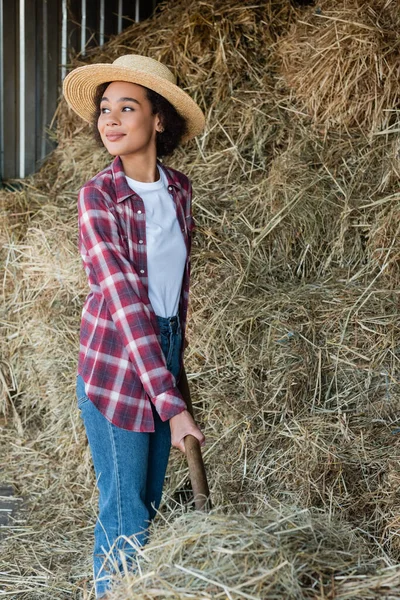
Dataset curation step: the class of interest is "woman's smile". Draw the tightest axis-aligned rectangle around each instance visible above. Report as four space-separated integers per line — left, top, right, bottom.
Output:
105 132 126 142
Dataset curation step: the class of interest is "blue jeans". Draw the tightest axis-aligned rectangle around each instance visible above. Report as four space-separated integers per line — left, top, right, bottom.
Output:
76 314 182 598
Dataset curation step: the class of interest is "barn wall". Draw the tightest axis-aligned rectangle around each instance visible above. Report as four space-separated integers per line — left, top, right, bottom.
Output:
0 0 159 181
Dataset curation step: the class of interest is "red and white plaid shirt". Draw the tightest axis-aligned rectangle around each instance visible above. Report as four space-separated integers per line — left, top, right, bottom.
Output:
77 155 195 431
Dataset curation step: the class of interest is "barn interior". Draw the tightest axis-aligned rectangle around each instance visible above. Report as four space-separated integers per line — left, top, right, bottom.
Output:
1 0 400 598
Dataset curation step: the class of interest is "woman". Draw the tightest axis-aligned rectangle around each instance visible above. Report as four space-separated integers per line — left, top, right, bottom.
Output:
63 54 205 598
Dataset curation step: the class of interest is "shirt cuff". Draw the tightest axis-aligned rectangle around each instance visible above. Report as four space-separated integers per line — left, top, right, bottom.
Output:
153 388 187 421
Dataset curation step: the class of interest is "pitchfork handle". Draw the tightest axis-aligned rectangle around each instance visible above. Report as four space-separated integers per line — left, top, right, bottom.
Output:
178 366 211 511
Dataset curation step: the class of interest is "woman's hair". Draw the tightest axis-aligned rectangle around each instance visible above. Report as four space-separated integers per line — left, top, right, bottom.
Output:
92 82 188 157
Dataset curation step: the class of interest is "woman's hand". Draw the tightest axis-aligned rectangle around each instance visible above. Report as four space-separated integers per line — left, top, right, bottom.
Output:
170 410 205 453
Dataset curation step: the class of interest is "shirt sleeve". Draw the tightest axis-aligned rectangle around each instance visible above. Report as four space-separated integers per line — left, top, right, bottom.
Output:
78 184 187 421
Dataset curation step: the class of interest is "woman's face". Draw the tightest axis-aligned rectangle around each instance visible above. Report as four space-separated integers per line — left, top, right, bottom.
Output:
97 81 162 158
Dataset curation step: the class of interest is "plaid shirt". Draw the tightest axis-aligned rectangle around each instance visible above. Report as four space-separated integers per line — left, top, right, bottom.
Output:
77 156 195 431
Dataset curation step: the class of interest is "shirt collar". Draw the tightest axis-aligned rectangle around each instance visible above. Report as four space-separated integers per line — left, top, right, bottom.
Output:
157 160 182 192
111 156 181 203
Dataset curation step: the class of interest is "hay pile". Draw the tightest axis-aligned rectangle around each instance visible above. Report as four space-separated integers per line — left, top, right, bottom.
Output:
277 0 400 134
1 0 400 598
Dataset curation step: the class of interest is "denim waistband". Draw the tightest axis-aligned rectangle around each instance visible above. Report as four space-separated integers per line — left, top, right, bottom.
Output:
155 314 181 335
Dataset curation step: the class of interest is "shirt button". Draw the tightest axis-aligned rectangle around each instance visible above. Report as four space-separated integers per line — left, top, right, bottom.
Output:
139 239 143 244
140 269 145 274
168 185 173 191
137 210 142 214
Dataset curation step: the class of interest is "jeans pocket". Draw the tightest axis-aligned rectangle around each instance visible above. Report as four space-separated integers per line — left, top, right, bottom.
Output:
166 330 182 379
77 394 90 409
76 374 90 409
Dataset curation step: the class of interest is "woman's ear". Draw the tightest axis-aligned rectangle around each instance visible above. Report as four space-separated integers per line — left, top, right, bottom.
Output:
155 116 164 133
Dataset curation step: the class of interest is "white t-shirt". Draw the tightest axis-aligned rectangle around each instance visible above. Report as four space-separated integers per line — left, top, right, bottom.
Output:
125 165 187 318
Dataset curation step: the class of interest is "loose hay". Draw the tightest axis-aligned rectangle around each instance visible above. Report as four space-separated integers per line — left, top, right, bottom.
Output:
104 507 378 599
1 0 400 598
277 0 400 134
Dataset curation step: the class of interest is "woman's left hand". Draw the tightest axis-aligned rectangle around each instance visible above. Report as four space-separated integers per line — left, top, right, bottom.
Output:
170 410 205 453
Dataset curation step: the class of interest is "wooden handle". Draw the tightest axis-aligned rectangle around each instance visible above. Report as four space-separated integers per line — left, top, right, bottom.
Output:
184 435 211 511
177 366 211 511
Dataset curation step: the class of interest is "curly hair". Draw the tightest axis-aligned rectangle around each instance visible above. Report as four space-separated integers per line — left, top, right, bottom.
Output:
91 82 188 158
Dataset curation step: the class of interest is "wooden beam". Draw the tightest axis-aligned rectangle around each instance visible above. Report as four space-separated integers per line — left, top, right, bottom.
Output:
2 1 17 179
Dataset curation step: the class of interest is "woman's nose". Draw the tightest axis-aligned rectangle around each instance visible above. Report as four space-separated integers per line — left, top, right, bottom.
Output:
105 110 120 126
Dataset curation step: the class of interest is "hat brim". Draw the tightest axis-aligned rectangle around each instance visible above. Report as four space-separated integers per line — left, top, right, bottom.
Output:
62 63 205 142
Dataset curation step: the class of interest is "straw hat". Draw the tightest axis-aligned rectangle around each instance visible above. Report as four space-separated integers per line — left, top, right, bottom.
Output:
62 54 205 142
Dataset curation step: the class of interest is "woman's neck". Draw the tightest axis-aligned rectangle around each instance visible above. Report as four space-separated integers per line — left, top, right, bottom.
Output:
120 152 159 183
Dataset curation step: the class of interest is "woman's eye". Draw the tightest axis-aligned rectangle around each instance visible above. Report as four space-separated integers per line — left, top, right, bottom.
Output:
99 106 134 114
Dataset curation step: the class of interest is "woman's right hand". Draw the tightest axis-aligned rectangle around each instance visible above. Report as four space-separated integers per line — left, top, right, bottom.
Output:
170 409 205 453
